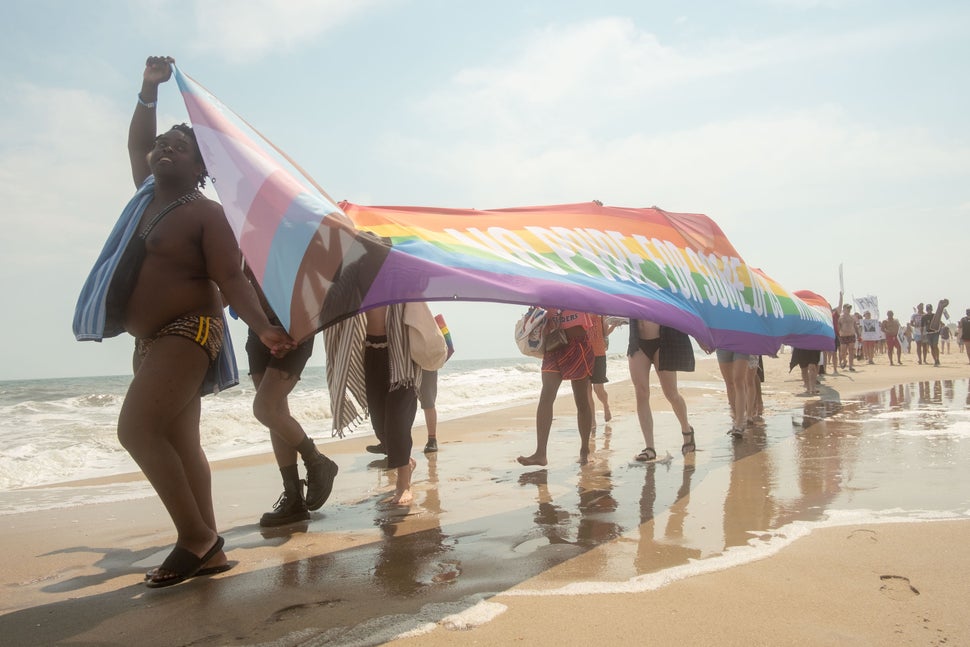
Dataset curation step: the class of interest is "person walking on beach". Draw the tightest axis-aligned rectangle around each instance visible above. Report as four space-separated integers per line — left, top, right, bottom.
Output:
911 303 926 364
517 309 595 466
860 311 879 365
419 368 440 453
364 305 419 504
960 309 970 364
922 303 942 367
837 304 857 371
586 314 616 432
242 265 338 528
789 347 820 395
74 56 293 588
825 292 843 376
716 349 759 437
628 319 695 459
881 310 902 366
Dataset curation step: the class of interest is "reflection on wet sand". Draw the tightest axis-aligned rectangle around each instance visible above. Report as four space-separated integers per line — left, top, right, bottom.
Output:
635 459 702 573
3 379 969 646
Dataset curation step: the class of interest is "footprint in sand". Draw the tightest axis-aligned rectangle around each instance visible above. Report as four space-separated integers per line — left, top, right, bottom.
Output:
879 574 920 600
268 599 344 623
847 528 878 543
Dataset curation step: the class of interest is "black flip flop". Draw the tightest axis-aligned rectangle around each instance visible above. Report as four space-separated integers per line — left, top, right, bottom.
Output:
144 560 234 581
146 536 225 588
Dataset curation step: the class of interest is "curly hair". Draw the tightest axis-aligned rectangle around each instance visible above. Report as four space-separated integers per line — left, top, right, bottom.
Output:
169 123 209 189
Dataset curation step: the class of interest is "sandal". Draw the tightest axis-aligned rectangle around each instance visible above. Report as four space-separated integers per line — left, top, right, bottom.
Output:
634 447 657 462
681 427 696 455
727 426 744 440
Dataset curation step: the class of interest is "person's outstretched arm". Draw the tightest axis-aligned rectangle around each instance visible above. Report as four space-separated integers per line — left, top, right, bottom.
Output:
128 55 174 187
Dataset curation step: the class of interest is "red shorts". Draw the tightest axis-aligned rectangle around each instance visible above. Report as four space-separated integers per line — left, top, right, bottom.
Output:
541 336 594 381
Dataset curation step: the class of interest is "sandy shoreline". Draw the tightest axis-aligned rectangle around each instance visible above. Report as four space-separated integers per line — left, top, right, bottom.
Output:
2 350 969 646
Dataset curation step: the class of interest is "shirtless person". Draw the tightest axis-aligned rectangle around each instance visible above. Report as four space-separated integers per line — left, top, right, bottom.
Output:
76 56 292 587
881 310 902 366
837 304 857 372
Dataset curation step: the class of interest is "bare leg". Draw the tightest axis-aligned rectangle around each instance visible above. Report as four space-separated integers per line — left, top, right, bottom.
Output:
252 368 303 466
391 457 416 504
629 351 655 451
657 369 690 433
593 383 611 421
518 370 563 466
717 360 737 421
167 400 227 569
730 359 749 430
571 377 593 463
118 337 219 562
423 406 437 441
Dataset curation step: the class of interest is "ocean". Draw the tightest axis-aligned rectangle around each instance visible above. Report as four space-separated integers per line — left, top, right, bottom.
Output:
0 355 635 493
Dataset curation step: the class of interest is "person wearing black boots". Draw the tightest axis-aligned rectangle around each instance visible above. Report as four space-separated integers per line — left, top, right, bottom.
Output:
242 265 339 527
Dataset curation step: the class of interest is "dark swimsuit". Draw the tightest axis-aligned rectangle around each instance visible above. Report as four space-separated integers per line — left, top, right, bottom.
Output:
637 337 661 360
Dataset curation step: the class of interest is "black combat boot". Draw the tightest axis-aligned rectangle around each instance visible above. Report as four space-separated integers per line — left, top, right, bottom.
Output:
259 474 309 527
304 456 339 511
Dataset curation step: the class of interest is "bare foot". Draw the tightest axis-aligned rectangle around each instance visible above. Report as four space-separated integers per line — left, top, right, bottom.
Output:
517 454 547 466
604 407 612 422
390 458 416 504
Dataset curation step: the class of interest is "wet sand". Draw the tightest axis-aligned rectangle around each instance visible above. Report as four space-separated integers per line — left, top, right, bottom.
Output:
2 351 969 646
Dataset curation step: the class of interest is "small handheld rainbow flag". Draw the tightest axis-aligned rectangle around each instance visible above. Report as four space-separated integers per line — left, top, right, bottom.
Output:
435 314 455 360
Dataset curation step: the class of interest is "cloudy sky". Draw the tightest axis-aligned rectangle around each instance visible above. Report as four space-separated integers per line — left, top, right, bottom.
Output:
1 0 968 380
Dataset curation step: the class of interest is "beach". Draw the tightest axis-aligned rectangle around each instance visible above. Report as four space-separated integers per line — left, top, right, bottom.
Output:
2 350 969 646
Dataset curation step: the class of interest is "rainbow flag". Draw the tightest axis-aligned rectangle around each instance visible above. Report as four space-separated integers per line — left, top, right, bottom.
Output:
174 67 834 355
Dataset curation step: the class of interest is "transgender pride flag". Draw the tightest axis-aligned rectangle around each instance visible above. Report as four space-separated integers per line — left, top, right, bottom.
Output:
174 67 834 355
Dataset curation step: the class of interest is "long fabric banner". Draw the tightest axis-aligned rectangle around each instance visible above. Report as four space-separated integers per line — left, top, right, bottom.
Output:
174 67 834 355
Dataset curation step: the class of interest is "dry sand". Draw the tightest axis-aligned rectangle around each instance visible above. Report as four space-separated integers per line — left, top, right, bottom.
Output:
2 348 968 646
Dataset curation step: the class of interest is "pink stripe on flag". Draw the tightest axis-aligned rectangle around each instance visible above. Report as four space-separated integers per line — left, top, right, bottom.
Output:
239 169 305 281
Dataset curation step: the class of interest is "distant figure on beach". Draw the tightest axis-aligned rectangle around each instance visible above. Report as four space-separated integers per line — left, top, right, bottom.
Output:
628 319 695 459
517 309 594 466
940 324 951 354
911 303 926 364
922 303 942 367
73 56 293 588
881 311 902 366
419 369 439 453
364 305 419 504
960 309 970 364
903 322 913 354
860 311 879 365
243 265 338 528
837 304 857 372
825 292 843 376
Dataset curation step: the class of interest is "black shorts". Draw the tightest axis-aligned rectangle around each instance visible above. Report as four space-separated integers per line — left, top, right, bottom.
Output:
418 369 438 409
246 329 314 378
591 355 609 384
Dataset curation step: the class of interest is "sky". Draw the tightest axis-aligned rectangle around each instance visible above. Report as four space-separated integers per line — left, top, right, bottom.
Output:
1 0 968 381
